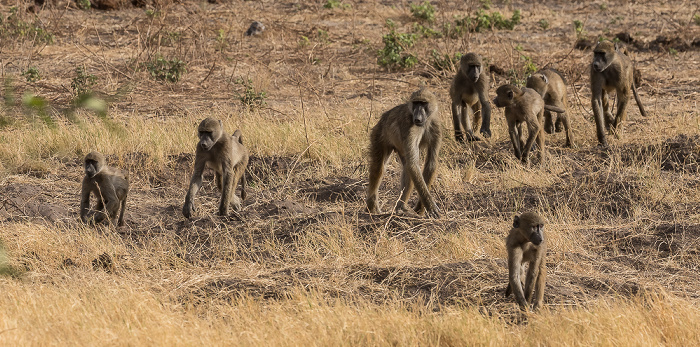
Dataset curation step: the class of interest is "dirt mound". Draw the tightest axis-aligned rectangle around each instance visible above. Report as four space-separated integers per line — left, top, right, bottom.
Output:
0 184 70 223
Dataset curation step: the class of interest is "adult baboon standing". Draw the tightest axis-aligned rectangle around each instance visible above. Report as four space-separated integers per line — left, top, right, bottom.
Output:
366 88 441 218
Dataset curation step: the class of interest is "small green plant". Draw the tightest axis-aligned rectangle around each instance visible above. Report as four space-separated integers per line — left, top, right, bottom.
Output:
216 29 227 50
316 29 330 44
71 67 97 97
323 0 351 9
298 35 310 48
22 93 54 127
77 0 91 10
22 67 41 82
413 23 442 38
521 55 537 76
145 56 186 83
479 0 492 10
234 78 267 109
599 3 608 11
471 9 521 32
377 20 418 70
145 9 160 18
694 14 700 25
0 7 54 44
573 20 586 39
538 19 549 29
669 48 678 56
430 50 462 71
410 1 436 23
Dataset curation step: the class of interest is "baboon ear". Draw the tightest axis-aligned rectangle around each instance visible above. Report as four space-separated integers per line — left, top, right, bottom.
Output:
513 215 520 228
507 90 514 99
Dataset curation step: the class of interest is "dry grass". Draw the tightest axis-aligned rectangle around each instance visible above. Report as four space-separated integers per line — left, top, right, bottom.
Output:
1 0 700 345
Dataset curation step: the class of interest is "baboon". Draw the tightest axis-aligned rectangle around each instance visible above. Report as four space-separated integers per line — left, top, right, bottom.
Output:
590 41 648 146
492 84 565 164
505 211 547 311
526 69 575 148
245 21 265 36
183 118 248 218
366 88 441 218
449 52 492 142
80 151 129 226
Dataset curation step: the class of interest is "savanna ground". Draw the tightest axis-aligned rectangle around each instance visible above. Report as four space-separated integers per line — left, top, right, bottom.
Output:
0 0 699 345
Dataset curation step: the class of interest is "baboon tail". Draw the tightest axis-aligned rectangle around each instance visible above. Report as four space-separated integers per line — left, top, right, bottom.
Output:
631 83 648 118
233 129 243 144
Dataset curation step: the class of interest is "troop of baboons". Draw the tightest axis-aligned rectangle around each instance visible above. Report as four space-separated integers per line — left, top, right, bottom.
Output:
79 40 648 311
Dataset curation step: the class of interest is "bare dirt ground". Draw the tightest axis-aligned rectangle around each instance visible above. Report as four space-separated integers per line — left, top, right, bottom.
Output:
0 0 699 344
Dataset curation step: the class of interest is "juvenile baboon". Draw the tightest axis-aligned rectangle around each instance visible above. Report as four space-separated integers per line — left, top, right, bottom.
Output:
492 84 565 164
449 53 492 142
505 211 547 311
183 118 248 218
526 69 575 148
590 41 648 146
80 151 129 226
366 88 441 218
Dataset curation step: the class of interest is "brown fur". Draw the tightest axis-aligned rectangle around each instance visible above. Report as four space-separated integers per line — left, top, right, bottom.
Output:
590 41 648 146
80 151 129 226
366 88 442 218
183 118 248 218
493 85 564 164
505 211 547 311
449 53 492 142
526 69 575 148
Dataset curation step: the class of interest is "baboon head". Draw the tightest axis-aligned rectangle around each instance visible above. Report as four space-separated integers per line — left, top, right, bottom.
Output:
592 41 616 73
408 88 438 127
197 118 223 151
526 73 548 96
84 151 105 178
493 84 522 108
513 212 545 245
460 53 483 83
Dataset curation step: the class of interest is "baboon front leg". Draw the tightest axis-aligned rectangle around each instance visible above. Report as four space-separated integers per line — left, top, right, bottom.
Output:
451 102 466 142
118 199 127 226
591 87 608 147
477 90 492 138
215 172 223 191
532 263 547 310
396 156 415 213
462 105 479 141
508 249 528 310
219 168 234 216
183 161 205 218
405 149 439 219
414 140 439 216
602 91 615 130
508 119 522 160
521 120 541 165
471 103 482 134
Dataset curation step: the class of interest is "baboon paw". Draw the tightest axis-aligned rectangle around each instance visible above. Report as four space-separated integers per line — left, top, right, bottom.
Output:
479 129 491 138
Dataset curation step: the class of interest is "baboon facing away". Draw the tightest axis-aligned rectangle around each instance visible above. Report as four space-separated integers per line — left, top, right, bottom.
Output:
449 52 492 142
526 69 575 148
183 118 248 218
366 88 441 218
590 41 648 146
493 84 565 164
80 151 129 226
505 211 547 311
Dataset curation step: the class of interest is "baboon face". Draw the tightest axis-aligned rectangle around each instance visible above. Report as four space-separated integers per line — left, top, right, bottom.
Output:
197 118 223 151
493 85 518 108
411 101 430 126
592 41 615 73
460 53 483 83
513 212 545 246
84 152 104 178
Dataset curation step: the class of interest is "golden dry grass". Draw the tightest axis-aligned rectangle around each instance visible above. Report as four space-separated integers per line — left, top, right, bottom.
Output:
1 0 700 345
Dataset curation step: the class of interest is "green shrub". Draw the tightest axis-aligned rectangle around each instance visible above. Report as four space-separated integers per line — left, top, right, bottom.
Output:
538 19 549 29
410 1 436 23
145 56 186 83
324 0 351 10
235 78 267 109
0 7 54 44
71 67 97 97
377 20 418 70
430 50 462 71
22 67 40 83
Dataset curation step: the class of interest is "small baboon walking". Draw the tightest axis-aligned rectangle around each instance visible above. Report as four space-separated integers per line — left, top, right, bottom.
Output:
183 118 248 218
449 52 492 142
590 41 648 146
80 151 129 226
493 84 565 164
506 211 547 311
366 88 442 218
526 69 575 148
